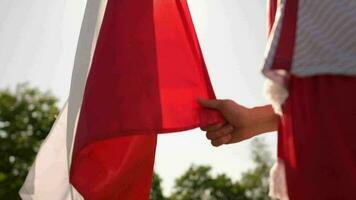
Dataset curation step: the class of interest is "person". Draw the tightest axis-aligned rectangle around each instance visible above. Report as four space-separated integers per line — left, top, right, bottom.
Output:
199 0 356 200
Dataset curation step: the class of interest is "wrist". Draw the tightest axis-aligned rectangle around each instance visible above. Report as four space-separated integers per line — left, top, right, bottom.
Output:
248 105 279 135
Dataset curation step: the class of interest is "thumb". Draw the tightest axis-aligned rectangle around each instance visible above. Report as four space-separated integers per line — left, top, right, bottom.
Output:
198 98 221 109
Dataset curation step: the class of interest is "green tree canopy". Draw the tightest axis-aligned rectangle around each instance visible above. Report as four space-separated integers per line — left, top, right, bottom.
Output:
169 165 247 200
0 84 59 199
151 172 166 200
151 138 275 200
239 139 274 200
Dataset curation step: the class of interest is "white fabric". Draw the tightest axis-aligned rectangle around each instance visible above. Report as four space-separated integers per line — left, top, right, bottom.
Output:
19 0 108 199
263 77 288 115
19 104 83 200
269 159 289 200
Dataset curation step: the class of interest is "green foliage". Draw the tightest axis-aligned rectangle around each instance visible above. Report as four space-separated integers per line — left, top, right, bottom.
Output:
0 84 59 200
239 139 274 200
169 165 247 200
151 138 275 200
151 172 166 200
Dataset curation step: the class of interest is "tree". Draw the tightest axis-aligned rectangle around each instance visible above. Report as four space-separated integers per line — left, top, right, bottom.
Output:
167 138 274 200
169 165 247 200
0 84 59 199
240 138 274 200
151 172 167 200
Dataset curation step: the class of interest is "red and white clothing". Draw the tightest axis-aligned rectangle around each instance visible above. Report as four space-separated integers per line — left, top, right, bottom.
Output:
264 0 356 78
265 1 356 199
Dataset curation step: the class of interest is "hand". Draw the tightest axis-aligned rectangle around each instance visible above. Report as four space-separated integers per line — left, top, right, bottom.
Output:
198 99 278 147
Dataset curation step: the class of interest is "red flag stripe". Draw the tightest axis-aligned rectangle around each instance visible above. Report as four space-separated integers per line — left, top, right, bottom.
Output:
70 0 222 199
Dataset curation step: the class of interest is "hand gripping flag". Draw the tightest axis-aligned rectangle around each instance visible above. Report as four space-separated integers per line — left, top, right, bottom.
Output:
20 0 222 199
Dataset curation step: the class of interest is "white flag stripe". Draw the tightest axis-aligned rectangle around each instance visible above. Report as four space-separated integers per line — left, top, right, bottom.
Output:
19 0 107 199
19 104 74 200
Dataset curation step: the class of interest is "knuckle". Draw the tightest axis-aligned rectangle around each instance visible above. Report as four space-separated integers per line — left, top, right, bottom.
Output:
220 99 234 109
216 99 226 109
223 125 234 134
223 135 232 143
206 132 212 139
225 99 234 104
206 131 216 140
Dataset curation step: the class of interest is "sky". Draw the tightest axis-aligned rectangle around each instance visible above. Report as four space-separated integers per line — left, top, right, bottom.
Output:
0 0 276 195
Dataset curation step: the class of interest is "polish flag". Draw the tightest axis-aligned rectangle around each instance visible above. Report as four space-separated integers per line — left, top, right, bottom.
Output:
20 0 222 199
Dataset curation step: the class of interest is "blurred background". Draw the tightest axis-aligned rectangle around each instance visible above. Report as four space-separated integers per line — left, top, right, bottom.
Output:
0 0 276 199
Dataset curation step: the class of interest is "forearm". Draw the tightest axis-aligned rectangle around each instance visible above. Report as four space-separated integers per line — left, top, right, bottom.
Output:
249 105 279 136
199 99 280 145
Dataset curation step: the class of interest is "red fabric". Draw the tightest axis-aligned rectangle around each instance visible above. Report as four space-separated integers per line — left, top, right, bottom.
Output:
268 0 277 34
70 135 157 200
70 0 222 199
280 75 356 200
268 0 298 71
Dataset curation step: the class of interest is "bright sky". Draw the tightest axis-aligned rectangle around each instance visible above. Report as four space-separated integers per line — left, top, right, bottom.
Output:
0 0 276 195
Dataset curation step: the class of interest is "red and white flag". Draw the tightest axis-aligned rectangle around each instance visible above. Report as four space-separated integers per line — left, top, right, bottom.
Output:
20 0 222 199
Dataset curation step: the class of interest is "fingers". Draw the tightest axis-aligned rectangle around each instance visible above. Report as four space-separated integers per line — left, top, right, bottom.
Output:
198 98 238 147
200 123 224 131
204 124 234 147
206 124 234 140
198 98 221 109
211 134 232 147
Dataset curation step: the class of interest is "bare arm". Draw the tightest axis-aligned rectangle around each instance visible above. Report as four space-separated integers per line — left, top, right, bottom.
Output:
198 99 279 147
